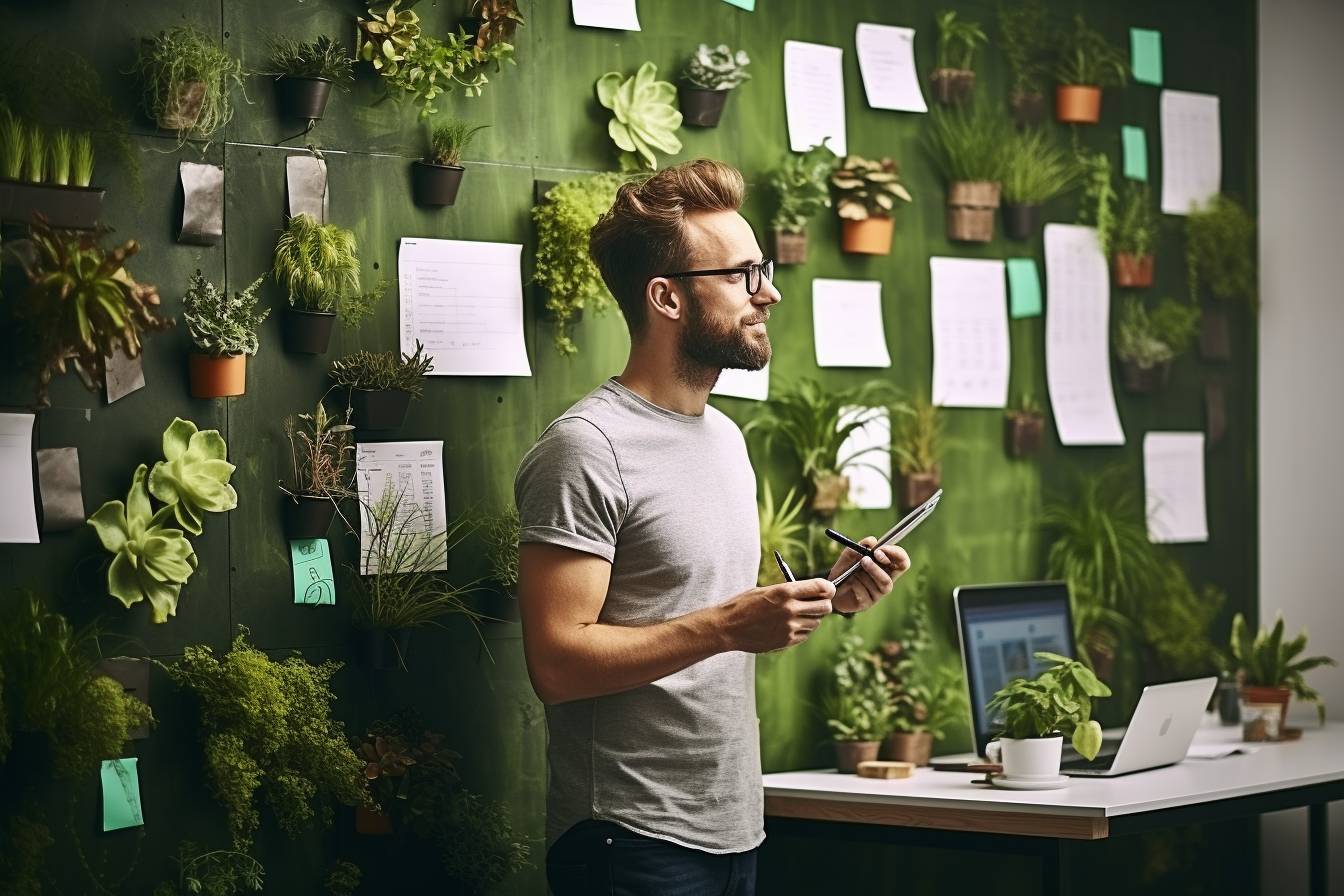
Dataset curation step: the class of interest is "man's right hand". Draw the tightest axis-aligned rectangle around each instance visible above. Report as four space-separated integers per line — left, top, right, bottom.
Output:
717 578 837 654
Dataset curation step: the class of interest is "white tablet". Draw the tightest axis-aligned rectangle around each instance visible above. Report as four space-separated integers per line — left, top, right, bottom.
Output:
829 489 942 586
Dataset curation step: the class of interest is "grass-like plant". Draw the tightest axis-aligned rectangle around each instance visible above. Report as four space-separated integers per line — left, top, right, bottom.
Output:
272 213 387 325
1076 149 1117 256
1229 613 1337 724
935 9 987 71
1053 13 1128 87
893 396 942 476
1113 296 1200 369
130 26 248 142
182 270 269 357
328 340 434 394
46 129 71 185
22 121 43 182
831 155 912 221
756 481 809 586
267 34 354 86
987 651 1112 759
482 505 520 589
769 141 834 235
0 109 23 179
1001 126 1078 204
1186 195 1257 309
281 398 355 500
71 132 94 187
997 0 1051 97
1113 182 1158 257
925 102 1010 183
427 118 488 166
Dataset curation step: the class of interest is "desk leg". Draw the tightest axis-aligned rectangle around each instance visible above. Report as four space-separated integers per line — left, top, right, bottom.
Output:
1041 839 1070 896
1309 802 1327 896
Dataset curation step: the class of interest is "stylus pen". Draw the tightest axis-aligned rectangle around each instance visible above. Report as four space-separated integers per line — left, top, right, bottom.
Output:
773 550 796 582
824 527 873 558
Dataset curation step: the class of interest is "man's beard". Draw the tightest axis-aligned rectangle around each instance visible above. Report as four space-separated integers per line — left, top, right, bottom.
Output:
676 288 771 385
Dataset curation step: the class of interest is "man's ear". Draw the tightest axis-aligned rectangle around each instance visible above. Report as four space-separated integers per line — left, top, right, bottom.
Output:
648 277 683 322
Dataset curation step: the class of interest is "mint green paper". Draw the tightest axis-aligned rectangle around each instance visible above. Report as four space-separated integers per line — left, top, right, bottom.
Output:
1007 258 1042 319
721 0 755 9
1122 126 1148 181
291 538 335 605
1130 28 1163 85
101 758 144 831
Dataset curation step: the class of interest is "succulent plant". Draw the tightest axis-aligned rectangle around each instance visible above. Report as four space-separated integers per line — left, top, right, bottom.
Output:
596 62 683 171
182 270 269 357
681 44 751 91
329 341 434 395
148 417 239 537
831 156 913 221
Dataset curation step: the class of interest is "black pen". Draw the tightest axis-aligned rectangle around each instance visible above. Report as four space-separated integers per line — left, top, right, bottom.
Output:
773 550 796 582
824 527 874 558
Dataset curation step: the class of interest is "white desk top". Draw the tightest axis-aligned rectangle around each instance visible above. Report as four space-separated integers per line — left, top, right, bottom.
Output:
763 723 1344 820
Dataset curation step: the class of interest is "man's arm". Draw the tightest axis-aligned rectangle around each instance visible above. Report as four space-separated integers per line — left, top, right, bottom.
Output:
518 542 836 705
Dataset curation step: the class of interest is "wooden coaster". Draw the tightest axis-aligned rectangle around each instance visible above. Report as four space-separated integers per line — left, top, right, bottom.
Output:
857 760 914 779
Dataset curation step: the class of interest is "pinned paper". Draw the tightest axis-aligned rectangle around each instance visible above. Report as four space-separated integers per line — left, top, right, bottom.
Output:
1130 28 1163 86
36 446 85 532
177 161 223 245
720 0 754 8
930 257 1009 408
711 364 770 401
104 346 145 404
1122 126 1148 181
291 538 335 605
0 412 39 543
356 441 446 575
286 153 329 223
784 41 847 156
812 279 890 368
101 758 144 831
855 23 927 113
99 658 151 740
1144 432 1208 543
838 406 891 510
571 0 640 30
1007 258 1042 319
1160 90 1221 215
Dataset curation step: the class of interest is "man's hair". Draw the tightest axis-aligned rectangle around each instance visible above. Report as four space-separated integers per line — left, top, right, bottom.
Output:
588 159 746 336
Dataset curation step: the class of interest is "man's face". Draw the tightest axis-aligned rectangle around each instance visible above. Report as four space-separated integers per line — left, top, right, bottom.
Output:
675 210 782 372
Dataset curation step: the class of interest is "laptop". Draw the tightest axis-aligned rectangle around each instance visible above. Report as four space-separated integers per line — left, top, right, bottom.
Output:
1060 677 1217 776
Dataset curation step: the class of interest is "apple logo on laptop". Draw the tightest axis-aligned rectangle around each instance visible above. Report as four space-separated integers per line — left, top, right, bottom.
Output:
1159 715 1172 737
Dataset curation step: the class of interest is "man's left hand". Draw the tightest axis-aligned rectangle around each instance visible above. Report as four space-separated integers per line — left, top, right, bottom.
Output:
828 538 911 615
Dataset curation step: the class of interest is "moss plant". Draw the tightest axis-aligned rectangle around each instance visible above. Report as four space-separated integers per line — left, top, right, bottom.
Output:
130 26 248 144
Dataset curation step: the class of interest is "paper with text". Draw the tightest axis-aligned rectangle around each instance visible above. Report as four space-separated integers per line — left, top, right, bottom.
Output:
1145 432 1208 543
1161 90 1221 215
0 413 39 543
930 257 1009 408
813 279 891 368
711 364 770 401
855 23 927 113
838 406 892 510
571 0 640 30
356 440 447 575
784 41 847 156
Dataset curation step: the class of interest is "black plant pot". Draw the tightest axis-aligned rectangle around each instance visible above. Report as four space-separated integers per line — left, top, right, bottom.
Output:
351 388 412 430
283 307 336 354
1200 305 1232 360
364 628 413 671
275 76 334 121
1010 90 1047 128
0 179 106 229
1002 203 1042 241
475 585 520 624
284 494 337 539
411 160 465 207
1121 359 1172 394
679 86 730 127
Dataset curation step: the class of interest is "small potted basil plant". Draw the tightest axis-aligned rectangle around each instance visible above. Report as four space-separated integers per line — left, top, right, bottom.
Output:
267 34 355 122
413 118 488 206
985 652 1111 782
182 270 268 398
328 341 434 430
678 43 751 128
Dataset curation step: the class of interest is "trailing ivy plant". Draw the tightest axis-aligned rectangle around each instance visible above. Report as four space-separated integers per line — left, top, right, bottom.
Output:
1185 194 1257 310
769 141 835 235
596 62 683 171
272 213 388 326
129 26 248 144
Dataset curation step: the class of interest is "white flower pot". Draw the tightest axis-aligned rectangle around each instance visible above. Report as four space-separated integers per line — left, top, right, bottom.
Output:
994 735 1063 779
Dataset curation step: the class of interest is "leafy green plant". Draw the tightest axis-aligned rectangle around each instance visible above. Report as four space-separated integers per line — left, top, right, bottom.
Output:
997 0 1051 97
329 341 434 395
71 132 94 187
272 213 387 325
1185 194 1257 309
324 860 361 896
769 142 835 234
1076 149 1117 256
130 26 248 143
987 651 1112 759
46 128 71 186
596 62 683 171
1113 182 1158 257
531 173 625 356
681 44 752 90
926 102 1010 183
757 481 809 586
831 155 912 221
165 628 370 851
1001 126 1078 204
1230 614 1337 724
427 118 488 166
183 270 269 357
469 0 526 62
1009 391 1043 416
874 595 966 739
1114 296 1200 369
935 10 988 71
267 34 354 86
282 399 355 499
147 417 240 536
825 631 895 742
893 396 942 476
152 842 264 896
1053 14 1128 87
483 505 520 589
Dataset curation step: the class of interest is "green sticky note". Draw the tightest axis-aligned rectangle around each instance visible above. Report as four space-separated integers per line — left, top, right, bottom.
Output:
1122 126 1148 181
291 538 335 605
1007 258 1042 319
1130 28 1163 86
101 758 143 831
721 0 755 8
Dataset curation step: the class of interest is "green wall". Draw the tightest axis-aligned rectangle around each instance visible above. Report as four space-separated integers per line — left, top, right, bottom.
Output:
0 0 1258 893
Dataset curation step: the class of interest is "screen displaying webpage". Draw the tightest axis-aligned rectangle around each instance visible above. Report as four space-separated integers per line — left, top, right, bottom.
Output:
965 599 1072 734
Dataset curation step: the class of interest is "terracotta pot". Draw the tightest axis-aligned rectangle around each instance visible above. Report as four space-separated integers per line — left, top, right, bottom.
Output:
881 730 933 766
1121 359 1171 394
929 68 976 105
351 388 412 430
898 467 941 511
1200 305 1231 360
946 181 1001 243
0 180 106 229
284 494 337 539
773 229 808 266
1056 84 1102 124
275 76 334 121
355 804 392 836
157 80 206 131
1113 253 1155 288
412 160 466 207
834 740 880 774
283 307 336 354
1004 412 1044 458
679 85 731 127
1002 203 1042 241
1010 90 1046 128
811 472 850 517
1240 685 1292 741
840 217 894 255
188 352 246 398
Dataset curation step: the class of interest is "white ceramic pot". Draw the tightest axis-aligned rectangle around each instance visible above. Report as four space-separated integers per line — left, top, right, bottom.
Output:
993 735 1063 779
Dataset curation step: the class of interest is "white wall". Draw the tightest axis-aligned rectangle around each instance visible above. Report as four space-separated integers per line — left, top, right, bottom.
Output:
1258 0 1344 892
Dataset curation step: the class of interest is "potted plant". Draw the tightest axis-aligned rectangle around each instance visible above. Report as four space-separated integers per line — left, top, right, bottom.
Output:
830 155 912 255
893 396 942 511
596 62 683 171
1113 183 1158 287
1076 149 1117 257
413 117 488 206
1113 296 1200 393
0 111 104 228
1004 392 1045 458
356 730 419 834
329 341 434 430
460 0 525 61
756 482 810 586
182 270 268 399
1186 195 1256 360
743 379 903 517
825 631 894 773
768 142 834 265
679 43 751 128
267 34 354 122
1229 613 1337 740
156 842 265 895
531 173 625 356
1052 14 1128 125
986 651 1111 779
926 103 1009 243
280 399 355 539
997 0 1052 126
1000 126 1078 240
130 26 247 143
272 213 388 354
930 10 987 106
875 598 967 766
475 505 521 623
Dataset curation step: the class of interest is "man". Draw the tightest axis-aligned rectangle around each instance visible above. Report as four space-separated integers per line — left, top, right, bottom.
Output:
514 159 911 896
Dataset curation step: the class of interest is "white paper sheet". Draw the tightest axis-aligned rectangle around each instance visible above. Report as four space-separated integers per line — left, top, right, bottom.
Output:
0 413 39 543
838 406 891 510
571 0 640 30
784 41 847 156
1043 225 1125 446
812 279 891 368
930 257 1009 408
854 23 927 113
398 238 531 377
1144 432 1208 543
285 154 328 223
1160 90 1221 215
710 364 770 401
356 440 447 575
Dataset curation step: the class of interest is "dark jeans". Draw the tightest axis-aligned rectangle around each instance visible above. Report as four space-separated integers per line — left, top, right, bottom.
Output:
546 819 758 896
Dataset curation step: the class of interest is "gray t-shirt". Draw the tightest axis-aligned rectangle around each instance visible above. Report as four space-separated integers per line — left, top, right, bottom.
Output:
514 377 763 854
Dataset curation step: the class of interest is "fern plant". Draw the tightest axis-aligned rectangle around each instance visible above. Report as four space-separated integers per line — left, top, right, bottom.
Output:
182 270 269 357
272 214 387 325
1230 614 1337 723
328 341 434 394
1001 127 1078 204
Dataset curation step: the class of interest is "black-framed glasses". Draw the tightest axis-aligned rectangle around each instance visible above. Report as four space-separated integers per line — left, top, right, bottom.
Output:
660 259 775 296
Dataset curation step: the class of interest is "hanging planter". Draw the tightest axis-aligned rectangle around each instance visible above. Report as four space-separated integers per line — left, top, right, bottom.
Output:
330 342 433 430
284 494 337 539
1113 253 1154 288
1002 203 1041 241
898 467 941 512
946 181 1000 243
182 271 266 399
1200 305 1232 360
810 472 850 517
1051 14 1127 126
1004 410 1045 458
1055 85 1101 124
929 69 976 105
769 142 834 267
275 76 333 121
840 217 894 255
678 44 751 128
772 229 808 266
351 389 412 430
273 214 388 355
413 118 486 207
1009 90 1046 128
157 80 207 131
283 307 337 354
355 804 393 836
832 155 911 256
363 627 413 671
679 86 731 127
188 353 247 398
131 26 247 144
267 34 353 122
0 181 106 230
930 11 986 106
1120 359 1171 394
475 585 520 624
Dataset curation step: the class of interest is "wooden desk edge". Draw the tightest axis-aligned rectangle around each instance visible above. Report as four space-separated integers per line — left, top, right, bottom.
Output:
765 794 1109 841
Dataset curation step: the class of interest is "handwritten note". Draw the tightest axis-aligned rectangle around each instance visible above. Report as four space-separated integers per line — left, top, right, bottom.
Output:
855 23 927 113
290 538 335 605
0 413 39 543
356 441 446 575
784 41 847 156
930 257 1009 408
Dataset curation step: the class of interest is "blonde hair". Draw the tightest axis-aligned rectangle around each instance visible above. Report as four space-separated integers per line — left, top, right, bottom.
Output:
589 159 746 335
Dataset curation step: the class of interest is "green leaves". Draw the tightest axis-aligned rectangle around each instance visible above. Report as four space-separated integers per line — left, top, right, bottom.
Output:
770 142 836 234
1229 612 1337 723
831 155 913 221
596 62 683 171
825 632 894 742
149 417 239 536
182 270 269 357
986 651 1111 743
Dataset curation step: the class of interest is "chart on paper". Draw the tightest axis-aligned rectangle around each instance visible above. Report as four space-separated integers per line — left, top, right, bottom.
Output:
355 440 447 575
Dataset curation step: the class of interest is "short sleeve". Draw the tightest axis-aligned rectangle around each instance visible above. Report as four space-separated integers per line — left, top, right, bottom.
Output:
514 417 628 562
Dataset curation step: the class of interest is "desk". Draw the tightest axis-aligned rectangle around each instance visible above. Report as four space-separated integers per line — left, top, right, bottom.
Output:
763 724 1344 896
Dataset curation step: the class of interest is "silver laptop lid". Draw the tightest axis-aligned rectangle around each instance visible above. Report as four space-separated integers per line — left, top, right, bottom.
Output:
1107 677 1219 774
